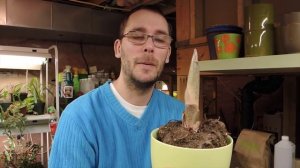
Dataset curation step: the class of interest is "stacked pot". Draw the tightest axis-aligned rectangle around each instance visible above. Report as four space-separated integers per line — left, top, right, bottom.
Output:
282 12 300 53
206 25 243 59
244 3 275 57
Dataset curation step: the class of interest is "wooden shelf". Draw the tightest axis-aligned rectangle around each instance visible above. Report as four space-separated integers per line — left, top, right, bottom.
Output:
197 53 300 75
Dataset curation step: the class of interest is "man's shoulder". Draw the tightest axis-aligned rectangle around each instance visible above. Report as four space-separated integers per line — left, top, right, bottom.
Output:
72 82 109 103
61 85 108 116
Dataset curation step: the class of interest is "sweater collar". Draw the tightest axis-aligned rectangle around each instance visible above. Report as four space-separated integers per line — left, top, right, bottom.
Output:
101 81 158 128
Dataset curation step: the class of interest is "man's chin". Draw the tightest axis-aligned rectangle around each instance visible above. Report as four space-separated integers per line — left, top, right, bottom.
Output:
131 77 157 90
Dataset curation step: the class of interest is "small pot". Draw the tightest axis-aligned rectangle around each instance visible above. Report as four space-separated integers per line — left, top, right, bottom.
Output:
10 93 28 102
151 128 233 168
0 102 12 111
33 102 45 115
20 107 27 116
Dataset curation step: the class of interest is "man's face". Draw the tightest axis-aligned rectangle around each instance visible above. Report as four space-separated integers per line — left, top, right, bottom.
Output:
114 9 171 89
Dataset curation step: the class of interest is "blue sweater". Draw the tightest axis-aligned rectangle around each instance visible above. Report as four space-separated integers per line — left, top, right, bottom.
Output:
49 82 185 168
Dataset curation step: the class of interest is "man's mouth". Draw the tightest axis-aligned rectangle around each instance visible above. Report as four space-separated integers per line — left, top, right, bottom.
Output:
136 62 156 71
139 62 155 66
135 57 158 68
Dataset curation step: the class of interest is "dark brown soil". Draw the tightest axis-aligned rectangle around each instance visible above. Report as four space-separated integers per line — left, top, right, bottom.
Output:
157 119 229 149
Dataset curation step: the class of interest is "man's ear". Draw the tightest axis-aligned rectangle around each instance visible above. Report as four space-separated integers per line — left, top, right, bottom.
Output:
165 57 170 63
114 39 121 58
165 46 171 63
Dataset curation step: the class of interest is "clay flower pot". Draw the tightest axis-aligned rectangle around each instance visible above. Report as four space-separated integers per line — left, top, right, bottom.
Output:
151 128 233 168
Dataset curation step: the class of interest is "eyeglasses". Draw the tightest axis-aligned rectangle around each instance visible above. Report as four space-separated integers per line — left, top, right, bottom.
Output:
122 31 172 49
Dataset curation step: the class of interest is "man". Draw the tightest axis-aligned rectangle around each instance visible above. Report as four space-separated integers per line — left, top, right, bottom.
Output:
49 6 185 168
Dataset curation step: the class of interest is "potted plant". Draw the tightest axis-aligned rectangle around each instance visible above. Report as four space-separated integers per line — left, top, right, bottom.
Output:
151 107 233 168
10 84 27 102
27 77 46 115
1 84 33 116
0 97 43 168
150 51 233 168
0 88 10 112
21 97 35 115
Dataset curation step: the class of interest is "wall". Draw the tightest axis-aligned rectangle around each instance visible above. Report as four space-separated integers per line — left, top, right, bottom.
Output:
0 37 120 78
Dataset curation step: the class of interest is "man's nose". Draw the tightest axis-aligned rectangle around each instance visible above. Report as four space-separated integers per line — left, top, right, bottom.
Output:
143 36 154 53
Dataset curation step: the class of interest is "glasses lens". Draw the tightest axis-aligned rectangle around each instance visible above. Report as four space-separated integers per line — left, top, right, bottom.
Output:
153 35 172 48
126 32 146 44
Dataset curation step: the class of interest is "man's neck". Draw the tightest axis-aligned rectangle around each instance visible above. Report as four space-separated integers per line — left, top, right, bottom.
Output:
112 78 154 106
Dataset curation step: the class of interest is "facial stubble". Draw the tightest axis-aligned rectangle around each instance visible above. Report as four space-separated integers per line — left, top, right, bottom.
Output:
121 53 165 91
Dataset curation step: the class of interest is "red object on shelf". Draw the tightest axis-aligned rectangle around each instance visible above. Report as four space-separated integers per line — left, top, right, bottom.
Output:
49 120 57 136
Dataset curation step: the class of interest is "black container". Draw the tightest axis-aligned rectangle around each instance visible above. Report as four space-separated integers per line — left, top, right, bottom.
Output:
206 25 243 59
10 92 28 102
0 102 12 111
33 102 45 115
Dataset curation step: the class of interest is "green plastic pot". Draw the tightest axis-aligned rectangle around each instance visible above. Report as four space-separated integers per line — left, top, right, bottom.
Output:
151 128 233 168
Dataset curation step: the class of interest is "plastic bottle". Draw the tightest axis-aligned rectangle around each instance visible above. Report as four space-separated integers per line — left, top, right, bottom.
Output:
58 72 63 97
49 119 57 136
64 65 73 86
73 67 80 97
274 135 295 168
90 74 98 88
62 65 73 98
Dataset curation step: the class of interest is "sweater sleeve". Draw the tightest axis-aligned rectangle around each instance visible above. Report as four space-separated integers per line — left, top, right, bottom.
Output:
48 110 96 168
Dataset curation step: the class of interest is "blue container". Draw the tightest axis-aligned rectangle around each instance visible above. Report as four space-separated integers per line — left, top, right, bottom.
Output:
206 25 243 59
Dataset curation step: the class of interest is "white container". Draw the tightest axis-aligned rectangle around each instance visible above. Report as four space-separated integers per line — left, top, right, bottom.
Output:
80 78 95 94
274 135 296 168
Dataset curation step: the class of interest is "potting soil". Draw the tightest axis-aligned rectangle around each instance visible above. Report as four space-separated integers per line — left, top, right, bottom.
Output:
157 119 229 149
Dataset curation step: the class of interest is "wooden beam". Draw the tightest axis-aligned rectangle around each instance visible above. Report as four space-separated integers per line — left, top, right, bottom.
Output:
190 0 196 39
237 0 244 27
176 0 191 41
85 0 106 5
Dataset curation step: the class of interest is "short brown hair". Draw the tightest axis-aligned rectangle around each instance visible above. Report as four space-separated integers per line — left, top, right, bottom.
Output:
118 5 172 38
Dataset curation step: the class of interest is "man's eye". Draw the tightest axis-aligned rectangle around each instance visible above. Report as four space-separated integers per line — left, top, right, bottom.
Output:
154 37 167 43
131 35 145 40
